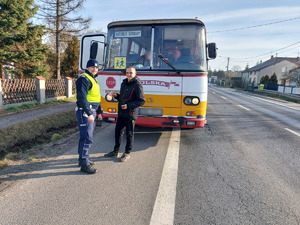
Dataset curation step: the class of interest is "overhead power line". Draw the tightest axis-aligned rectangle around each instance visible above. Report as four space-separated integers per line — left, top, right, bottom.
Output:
218 41 300 61
208 16 300 33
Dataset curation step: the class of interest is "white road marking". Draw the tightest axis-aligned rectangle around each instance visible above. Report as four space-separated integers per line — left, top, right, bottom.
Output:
221 96 227 99
238 105 250 111
284 128 300 138
213 92 216 94
150 129 180 225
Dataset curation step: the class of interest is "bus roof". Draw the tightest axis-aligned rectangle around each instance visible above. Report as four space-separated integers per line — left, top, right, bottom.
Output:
108 18 205 28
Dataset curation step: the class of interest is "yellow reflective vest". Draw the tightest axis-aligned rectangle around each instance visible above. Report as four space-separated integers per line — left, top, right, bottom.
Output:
76 73 101 103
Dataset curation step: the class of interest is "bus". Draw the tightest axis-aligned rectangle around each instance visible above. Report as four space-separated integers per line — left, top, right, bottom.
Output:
79 18 217 128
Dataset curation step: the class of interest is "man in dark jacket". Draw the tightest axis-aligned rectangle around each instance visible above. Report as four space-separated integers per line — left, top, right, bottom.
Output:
104 66 145 162
76 59 102 174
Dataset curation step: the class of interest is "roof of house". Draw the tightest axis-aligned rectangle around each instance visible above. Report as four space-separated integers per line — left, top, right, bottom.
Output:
245 56 300 72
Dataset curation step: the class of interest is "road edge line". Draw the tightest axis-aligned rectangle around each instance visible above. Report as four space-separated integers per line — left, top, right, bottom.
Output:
149 128 180 225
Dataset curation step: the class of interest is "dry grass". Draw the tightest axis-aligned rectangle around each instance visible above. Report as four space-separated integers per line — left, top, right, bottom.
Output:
0 109 77 159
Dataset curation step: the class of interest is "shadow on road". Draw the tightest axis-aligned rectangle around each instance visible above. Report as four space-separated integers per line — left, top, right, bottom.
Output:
0 125 170 192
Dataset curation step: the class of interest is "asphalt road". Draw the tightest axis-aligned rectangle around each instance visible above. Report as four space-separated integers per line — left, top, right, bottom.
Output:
0 85 300 225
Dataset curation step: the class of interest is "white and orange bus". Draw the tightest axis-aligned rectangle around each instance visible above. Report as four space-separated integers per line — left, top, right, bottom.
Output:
79 18 217 128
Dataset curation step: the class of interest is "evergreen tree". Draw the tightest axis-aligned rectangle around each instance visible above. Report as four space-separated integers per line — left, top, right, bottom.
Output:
245 64 249 70
15 24 50 78
213 69 225 79
270 73 278 85
260 75 269 84
208 68 213 77
0 0 49 78
260 75 265 84
61 36 80 78
46 51 57 78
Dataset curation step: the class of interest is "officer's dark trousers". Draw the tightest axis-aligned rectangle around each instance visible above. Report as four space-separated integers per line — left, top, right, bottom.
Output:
76 109 96 166
114 117 135 154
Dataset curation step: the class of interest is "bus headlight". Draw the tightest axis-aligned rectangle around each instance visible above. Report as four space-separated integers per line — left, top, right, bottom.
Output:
183 96 200 105
105 94 118 102
184 97 192 105
192 97 199 105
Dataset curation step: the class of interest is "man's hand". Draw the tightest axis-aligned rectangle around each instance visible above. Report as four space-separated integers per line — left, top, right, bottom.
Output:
88 115 95 123
97 114 102 120
121 104 127 109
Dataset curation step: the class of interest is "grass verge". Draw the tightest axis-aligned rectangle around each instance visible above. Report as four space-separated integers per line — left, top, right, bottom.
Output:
253 92 300 103
0 109 78 160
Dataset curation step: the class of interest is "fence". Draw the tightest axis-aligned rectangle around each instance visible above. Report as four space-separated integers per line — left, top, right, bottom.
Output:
278 86 300 95
0 77 75 109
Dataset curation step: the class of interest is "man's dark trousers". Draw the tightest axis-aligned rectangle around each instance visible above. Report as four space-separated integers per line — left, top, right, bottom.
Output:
114 117 135 154
76 109 96 166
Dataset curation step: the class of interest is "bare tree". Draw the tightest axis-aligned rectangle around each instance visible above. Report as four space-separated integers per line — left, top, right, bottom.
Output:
231 65 241 72
290 67 300 87
36 0 91 79
282 66 300 86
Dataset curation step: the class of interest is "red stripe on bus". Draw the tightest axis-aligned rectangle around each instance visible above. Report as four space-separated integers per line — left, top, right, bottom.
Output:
79 71 207 77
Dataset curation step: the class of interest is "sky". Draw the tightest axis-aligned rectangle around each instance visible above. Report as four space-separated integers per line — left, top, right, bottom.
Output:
77 0 300 71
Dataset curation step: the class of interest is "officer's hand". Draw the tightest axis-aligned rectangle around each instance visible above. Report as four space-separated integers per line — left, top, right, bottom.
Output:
88 115 95 123
97 114 102 120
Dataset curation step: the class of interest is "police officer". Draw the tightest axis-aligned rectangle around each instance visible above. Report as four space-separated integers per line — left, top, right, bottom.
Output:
76 59 102 174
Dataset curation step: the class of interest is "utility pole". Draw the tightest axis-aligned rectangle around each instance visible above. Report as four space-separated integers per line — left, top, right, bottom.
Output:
226 57 230 77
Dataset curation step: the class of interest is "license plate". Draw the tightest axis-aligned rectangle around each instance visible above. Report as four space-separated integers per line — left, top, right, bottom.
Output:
139 108 162 116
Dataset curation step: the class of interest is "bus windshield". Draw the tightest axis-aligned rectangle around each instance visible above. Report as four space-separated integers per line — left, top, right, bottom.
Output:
105 24 207 71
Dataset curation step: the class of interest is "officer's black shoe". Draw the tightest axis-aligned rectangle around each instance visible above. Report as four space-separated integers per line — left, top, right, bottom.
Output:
80 165 97 174
78 160 95 167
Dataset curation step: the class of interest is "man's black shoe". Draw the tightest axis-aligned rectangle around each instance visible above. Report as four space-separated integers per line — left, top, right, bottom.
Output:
80 165 97 174
78 160 95 167
104 151 120 158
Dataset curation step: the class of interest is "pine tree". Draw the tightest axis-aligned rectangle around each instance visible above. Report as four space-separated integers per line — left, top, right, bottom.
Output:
270 73 278 85
61 35 80 78
260 75 270 84
245 64 249 70
0 0 50 78
260 75 265 84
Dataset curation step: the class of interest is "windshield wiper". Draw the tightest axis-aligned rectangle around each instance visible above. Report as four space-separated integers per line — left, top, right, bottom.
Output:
158 55 180 74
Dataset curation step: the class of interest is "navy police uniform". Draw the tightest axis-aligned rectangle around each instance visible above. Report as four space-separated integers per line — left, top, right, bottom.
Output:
76 59 102 171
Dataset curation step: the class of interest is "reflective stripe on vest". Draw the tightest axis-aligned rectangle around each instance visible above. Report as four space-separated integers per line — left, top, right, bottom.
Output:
76 73 101 103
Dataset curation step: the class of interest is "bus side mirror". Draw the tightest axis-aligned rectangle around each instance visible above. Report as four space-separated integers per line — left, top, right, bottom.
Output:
90 42 98 59
207 43 217 59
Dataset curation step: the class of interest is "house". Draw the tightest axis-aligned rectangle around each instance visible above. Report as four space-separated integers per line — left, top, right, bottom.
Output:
241 69 250 84
247 56 300 86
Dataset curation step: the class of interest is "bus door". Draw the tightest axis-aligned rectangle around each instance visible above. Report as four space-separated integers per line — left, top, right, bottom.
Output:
79 33 109 98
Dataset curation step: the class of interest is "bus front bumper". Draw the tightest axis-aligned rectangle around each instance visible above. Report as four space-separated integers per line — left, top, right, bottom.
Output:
103 113 206 128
